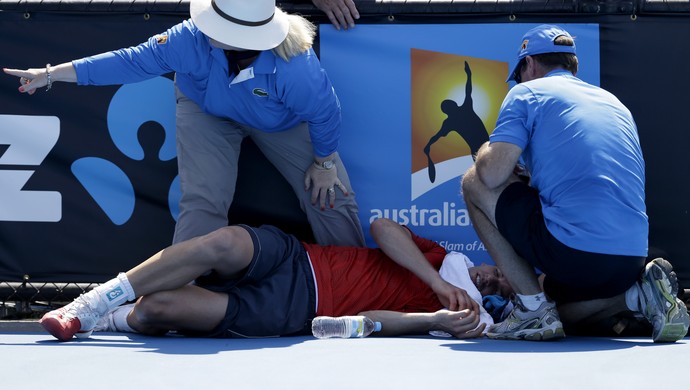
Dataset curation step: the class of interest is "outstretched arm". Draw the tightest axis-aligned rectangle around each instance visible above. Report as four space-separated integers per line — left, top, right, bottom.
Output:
4 63 77 95
359 309 485 339
370 218 479 313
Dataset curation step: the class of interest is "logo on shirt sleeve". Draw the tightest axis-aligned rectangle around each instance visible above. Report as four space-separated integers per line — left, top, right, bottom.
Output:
155 34 169 45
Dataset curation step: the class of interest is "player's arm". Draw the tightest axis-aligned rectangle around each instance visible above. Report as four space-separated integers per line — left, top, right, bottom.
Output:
370 218 479 312
359 309 485 339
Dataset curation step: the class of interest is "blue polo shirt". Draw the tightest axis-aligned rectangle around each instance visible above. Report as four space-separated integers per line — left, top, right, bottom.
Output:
490 70 648 256
72 19 341 157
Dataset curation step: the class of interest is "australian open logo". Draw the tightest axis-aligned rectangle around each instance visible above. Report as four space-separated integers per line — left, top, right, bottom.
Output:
410 49 507 201
106 286 124 301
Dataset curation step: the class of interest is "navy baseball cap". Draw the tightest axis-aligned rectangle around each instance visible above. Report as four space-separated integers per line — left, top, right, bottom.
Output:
507 24 577 82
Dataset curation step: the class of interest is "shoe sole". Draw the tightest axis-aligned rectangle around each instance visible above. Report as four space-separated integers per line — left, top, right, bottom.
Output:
487 323 566 341
75 330 94 339
39 316 79 342
645 259 690 343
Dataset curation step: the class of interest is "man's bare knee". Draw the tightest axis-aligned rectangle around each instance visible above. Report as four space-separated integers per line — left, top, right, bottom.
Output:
203 226 243 256
197 226 252 275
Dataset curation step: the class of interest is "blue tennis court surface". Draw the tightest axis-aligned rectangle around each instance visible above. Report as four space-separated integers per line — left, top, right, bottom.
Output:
1 322 686 389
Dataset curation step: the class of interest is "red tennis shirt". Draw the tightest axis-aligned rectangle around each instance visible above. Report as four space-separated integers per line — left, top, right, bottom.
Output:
303 229 447 317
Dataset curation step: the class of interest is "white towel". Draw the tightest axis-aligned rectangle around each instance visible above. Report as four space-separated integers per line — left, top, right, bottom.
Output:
429 251 494 337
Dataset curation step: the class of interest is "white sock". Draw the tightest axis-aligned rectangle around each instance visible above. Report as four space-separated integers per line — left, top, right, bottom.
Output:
517 292 547 311
111 304 136 333
625 282 642 312
92 273 136 315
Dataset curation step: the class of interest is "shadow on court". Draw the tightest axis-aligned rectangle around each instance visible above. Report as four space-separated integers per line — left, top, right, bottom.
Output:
441 336 684 353
24 332 308 355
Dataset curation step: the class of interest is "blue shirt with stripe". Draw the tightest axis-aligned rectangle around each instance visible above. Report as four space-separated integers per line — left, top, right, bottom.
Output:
490 70 648 256
72 19 341 157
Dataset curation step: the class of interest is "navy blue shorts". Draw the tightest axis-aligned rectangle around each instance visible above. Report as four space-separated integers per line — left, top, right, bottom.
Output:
495 182 644 303
190 225 316 338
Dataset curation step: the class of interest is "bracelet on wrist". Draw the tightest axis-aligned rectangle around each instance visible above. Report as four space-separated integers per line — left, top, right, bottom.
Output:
45 63 52 92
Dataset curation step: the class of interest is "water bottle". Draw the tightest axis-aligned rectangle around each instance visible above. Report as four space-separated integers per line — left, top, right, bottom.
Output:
311 315 382 339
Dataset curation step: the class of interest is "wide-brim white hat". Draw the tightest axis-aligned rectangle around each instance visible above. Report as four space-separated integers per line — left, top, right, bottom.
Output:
190 0 289 51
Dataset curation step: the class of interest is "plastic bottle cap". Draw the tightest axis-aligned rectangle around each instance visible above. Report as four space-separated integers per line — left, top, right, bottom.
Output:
374 322 382 332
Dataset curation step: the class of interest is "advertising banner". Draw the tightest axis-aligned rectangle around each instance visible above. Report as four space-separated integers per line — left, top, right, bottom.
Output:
3 12 689 288
0 13 185 282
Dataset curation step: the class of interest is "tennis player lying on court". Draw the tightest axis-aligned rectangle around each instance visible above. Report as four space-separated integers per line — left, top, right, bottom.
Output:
40 218 513 341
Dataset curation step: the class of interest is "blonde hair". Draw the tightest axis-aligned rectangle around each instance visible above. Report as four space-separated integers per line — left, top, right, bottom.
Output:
272 13 316 62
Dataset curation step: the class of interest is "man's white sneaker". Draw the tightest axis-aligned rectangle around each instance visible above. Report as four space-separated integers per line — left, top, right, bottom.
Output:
39 294 103 341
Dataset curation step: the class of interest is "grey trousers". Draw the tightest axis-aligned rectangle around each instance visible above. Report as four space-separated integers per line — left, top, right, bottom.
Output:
172 86 365 247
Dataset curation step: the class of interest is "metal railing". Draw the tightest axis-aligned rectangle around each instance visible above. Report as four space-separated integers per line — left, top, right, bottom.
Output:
1 281 98 319
1 0 687 16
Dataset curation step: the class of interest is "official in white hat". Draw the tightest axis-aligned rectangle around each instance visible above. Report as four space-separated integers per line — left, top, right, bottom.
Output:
5 0 366 248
